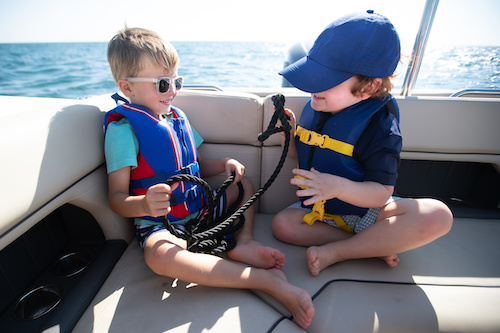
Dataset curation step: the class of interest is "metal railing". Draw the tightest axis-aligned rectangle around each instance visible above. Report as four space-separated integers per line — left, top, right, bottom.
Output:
450 89 500 98
401 0 440 97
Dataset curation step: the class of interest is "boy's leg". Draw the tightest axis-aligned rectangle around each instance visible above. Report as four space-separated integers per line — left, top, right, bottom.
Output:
224 178 286 269
272 207 353 246
144 231 315 328
306 198 453 275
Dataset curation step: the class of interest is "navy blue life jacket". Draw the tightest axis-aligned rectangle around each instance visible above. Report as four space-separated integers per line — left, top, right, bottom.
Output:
296 96 398 216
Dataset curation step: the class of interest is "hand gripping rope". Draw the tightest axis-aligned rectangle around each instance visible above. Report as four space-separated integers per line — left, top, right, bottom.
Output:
161 94 291 255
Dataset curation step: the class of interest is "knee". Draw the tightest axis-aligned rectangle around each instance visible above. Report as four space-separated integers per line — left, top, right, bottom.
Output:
271 212 296 243
240 177 254 192
419 199 453 239
143 240 178 277
433 201 454 235
144 246 164 275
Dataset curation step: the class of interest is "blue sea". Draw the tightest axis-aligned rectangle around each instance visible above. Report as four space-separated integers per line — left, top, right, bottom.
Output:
0 42 499 99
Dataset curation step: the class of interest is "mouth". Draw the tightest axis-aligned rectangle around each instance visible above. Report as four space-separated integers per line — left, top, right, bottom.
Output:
312 94 325 100
160 98 172 107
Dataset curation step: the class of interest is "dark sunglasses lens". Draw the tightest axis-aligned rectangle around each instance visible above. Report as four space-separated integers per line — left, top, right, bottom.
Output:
175 77 183 90
158 79 170 93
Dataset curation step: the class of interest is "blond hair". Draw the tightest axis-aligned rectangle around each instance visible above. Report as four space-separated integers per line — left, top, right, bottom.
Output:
107 27 179 83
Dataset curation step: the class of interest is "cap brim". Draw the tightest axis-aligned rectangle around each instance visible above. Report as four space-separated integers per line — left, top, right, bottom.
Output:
279 56 354 93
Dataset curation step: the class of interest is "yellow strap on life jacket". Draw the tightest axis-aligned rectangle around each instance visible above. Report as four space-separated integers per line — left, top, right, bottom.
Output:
296 126 354 157
302 199 354 233
327 214 354 233
303 200 326 225
293 128 355 233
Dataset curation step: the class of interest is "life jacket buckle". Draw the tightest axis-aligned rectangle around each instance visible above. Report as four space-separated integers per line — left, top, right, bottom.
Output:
303 200 325 225
298 126 330 148
303 200 355 233
305 131 327 147
180 162 200 176
185 185 199 201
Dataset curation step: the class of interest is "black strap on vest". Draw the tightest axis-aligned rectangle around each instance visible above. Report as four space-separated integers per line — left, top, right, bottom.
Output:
162 94 291 255
385 98 399 122
111 92 129 105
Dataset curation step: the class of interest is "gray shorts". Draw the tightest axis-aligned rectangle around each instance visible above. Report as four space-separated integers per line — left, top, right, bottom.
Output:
289 197 401 234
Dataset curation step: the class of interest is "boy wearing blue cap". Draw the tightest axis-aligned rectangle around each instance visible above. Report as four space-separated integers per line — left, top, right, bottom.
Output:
273 11 453 276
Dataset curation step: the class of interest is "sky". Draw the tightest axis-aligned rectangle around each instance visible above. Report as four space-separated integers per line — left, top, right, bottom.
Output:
0 0 499 49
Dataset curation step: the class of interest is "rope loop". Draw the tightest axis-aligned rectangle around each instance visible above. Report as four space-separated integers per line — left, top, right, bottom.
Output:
162 94 291 255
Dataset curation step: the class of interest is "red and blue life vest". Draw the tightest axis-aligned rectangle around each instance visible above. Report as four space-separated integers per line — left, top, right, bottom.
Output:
296 96 398 216
105 103 205 223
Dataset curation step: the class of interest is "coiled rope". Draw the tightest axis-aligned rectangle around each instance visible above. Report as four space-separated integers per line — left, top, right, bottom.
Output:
162 94 291 254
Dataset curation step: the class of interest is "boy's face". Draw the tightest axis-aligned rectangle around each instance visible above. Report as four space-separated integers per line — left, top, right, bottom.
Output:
122 60 179 117
310 76 364 113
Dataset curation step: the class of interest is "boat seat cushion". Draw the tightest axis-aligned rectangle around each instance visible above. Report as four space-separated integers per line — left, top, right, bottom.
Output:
72 240 286 333
254 215 500 332
174 90 264 147
0 97 106 250
73 214 500 333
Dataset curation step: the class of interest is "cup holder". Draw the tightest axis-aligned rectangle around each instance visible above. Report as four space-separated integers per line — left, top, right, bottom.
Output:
52 251 92 277
14 285 63 320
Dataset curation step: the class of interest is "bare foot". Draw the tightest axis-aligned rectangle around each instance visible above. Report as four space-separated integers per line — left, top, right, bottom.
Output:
307 245 400 275
380 254 399 267
266 269 315 328
227 239 285 269
306 246 335 276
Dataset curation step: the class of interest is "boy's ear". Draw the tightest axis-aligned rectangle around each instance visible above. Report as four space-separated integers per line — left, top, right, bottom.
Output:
117 79 133 97
358 78 382 100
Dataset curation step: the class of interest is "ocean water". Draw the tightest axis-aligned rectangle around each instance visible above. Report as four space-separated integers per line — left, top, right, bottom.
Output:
0 42 499 99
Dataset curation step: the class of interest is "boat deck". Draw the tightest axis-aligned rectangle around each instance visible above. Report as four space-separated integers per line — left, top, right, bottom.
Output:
1 90 499 332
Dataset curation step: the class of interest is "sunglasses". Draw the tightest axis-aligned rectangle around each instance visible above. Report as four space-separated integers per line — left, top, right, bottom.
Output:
125 76 184 94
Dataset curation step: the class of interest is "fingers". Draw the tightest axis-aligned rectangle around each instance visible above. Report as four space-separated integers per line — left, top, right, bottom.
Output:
291 168 326 205
291 168 317 186
144 183 177 217
278 109 296 136
226 159 245 183
284 108 295 120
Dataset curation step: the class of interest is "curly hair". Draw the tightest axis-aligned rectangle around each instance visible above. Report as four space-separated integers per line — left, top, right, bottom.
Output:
351 75 395 98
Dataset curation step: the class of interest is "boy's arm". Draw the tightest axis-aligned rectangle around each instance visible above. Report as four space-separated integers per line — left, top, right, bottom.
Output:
291 168 393 208
108 166 175 218
199 155 245 183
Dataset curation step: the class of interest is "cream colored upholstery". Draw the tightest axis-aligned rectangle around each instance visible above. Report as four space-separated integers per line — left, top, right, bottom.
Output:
1 90 499 332
0 95 131 251
174 90 264 196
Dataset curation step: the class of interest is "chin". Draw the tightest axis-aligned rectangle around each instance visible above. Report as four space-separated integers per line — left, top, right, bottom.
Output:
310 101 324 112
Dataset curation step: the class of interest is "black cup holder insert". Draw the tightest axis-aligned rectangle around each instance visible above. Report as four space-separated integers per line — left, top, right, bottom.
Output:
14 285 63 320
52 251 92 277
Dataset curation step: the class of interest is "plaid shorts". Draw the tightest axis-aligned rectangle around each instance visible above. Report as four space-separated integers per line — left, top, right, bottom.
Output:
289 197 402 234
135 190 227 248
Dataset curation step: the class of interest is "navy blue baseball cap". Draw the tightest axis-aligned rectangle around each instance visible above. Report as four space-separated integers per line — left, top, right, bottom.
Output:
279 10 401 93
